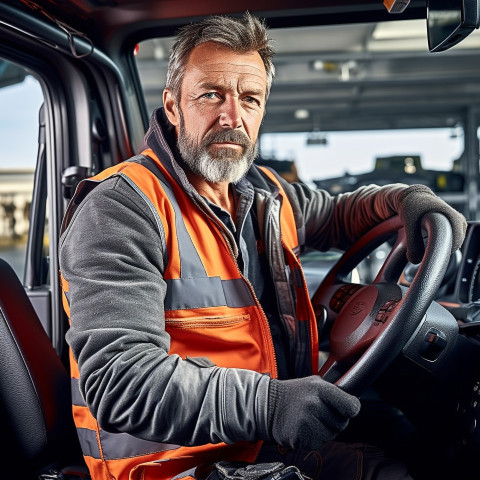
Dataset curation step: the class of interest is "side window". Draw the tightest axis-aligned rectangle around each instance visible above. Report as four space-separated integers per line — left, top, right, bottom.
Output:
0 59 45 281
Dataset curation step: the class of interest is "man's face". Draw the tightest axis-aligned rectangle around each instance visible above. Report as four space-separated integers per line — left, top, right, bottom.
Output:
164 42 267 183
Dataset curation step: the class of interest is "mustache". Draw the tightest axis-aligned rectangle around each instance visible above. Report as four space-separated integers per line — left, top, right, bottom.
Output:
202 129 251 149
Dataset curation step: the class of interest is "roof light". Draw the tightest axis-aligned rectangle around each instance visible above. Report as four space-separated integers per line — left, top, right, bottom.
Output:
294 109 309 120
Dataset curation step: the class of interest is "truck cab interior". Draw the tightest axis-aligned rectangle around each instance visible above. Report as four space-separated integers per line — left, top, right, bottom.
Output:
1 1 480 478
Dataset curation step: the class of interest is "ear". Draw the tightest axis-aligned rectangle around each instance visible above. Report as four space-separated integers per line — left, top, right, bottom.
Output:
163 88 180 127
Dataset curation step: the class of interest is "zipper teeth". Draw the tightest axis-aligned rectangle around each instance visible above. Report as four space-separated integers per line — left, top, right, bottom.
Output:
286 240 316 370
289 242 312 302
166 317 247 328
190 192 278 378
220 229 279 379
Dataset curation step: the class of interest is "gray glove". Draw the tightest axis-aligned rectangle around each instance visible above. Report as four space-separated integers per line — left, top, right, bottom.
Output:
267 375 361 451
397 184 467 264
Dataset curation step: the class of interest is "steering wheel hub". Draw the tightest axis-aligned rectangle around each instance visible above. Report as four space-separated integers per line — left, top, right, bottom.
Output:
331 285 379 340
329 283 405 368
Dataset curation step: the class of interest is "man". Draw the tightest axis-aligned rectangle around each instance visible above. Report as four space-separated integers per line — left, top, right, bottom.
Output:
59 12 466 480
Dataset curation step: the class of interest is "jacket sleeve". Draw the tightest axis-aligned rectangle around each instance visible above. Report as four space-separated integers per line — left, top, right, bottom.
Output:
59 176 270 446
282 180 408 251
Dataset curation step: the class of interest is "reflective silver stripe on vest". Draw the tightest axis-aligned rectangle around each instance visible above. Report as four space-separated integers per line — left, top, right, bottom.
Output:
165 277 255 310
75 425 179 460
72 379 180 459
71 377 86 407
99 430 180 460
77 427 101 459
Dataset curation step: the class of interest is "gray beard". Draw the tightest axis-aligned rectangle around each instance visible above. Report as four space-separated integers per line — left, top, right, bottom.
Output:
177 120 258 184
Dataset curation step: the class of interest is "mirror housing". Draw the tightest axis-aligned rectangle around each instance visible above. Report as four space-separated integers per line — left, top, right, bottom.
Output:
427 0 480 52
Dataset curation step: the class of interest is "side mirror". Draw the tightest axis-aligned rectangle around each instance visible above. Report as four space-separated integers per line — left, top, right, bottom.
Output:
427 0 480 52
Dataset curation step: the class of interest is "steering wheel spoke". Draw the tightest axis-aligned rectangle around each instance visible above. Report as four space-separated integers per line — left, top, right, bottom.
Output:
372 225 409 284
318 353 343 382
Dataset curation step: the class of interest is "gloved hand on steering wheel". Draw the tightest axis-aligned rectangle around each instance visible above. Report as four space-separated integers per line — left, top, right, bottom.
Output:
397 184 467 264
266 375 361 451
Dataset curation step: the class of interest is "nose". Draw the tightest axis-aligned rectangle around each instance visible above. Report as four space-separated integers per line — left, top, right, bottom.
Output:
219 96 242 129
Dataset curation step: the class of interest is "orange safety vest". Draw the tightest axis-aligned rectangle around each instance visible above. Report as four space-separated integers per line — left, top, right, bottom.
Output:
60 149 318 480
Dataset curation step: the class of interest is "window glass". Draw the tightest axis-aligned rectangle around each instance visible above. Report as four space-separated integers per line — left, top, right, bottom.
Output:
0 61 44 280
259 128 463 190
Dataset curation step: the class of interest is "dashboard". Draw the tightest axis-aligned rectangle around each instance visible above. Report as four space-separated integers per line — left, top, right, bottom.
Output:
453 222 480 305
435 221 480 325
431 222 480 465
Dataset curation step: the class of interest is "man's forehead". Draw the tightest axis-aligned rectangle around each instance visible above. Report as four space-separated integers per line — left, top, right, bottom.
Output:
193 66 267 90
185 43 267 82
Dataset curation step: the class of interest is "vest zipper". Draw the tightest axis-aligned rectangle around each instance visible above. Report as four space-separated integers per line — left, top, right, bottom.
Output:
221 229 279 379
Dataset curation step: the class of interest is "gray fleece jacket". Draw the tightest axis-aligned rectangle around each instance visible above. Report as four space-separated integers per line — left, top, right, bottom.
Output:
59 108 406 448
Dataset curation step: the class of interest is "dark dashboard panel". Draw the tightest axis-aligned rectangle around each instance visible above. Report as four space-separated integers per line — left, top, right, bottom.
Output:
454 222 480 305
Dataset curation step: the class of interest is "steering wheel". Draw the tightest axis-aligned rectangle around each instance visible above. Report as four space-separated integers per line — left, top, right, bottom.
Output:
311 212 452 396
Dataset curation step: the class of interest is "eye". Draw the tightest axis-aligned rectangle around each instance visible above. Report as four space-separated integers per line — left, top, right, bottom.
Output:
244 96 261 107
202 92 219 99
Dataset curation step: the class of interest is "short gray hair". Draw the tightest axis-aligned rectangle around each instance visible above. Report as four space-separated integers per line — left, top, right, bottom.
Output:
166 12 275 100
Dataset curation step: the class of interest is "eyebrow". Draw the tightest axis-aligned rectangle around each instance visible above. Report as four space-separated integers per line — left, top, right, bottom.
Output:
242 88 265 97
198 81 265 97
198 82 223 91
